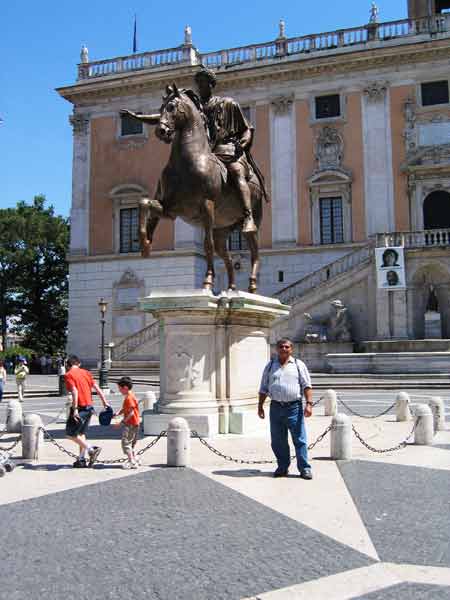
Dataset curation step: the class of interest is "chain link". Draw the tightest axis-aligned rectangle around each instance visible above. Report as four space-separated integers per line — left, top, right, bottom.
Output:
337 395 396 419
351 420 417 454
312 396 323 408
0 436 22 453
191 425 333 464
41 427 167 464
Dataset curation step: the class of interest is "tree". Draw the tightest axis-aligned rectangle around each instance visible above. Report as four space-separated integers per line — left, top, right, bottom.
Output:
0 196 69 354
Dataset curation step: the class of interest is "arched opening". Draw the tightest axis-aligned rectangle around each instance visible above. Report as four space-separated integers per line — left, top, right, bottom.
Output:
411 263 450 338
423 190 450 229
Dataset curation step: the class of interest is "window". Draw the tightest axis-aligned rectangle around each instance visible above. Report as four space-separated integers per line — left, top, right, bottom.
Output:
436 0 450 13
421 81 449 107
227 230 248 251
120 208 140 253
320 197 344 244
120 114 143 136
315 94 341 119
278 271 284 283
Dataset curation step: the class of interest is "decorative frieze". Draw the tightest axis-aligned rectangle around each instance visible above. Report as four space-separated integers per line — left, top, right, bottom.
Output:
363 81 388 102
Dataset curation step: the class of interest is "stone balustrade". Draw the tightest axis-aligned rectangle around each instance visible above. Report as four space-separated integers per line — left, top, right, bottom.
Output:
111 321 159 360
77 15 450 80
275 243 373 306
376 228 450 249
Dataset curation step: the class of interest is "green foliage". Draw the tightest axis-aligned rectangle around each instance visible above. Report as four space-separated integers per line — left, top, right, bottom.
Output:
0 195 69 354
0 346 34 361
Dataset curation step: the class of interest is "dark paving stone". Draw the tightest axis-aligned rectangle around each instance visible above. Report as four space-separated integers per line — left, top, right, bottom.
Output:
352 582 450 599
0 468 374 600
338 460 450 567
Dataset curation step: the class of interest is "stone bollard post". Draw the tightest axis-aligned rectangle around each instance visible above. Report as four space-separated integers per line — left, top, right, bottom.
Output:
414 404 434 445
428 397 446 433
396 392 412 422
22 414 43 460
324 389 338 417
142 391 157 411
6 400 23 433
330 413 352 460
167 417 190 467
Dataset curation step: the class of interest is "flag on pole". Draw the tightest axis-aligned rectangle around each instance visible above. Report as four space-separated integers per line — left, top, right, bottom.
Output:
133 15 137 53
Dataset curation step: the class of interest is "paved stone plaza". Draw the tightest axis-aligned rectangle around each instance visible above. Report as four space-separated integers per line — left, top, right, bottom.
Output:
1 385 450 599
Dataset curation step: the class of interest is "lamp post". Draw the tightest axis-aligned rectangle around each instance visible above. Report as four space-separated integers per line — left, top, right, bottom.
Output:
98 298 108 390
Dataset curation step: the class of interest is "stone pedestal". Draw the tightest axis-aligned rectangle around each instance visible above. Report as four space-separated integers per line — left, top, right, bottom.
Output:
424 311 442 339
297 342 354 372
140 289 290 436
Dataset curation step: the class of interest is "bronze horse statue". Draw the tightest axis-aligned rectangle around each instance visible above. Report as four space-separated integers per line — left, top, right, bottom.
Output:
123 84 265 293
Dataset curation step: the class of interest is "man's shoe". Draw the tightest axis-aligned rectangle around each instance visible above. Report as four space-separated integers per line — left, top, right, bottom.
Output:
300 468 313 480
242 214 257 233
87 446 101 467
73 458 87 468
273 468 288 478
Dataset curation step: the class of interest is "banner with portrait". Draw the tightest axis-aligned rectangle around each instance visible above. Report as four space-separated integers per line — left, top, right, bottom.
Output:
375 246 406 289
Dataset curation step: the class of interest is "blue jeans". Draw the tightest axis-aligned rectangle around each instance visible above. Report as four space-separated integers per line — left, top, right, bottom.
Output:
270 401 311 472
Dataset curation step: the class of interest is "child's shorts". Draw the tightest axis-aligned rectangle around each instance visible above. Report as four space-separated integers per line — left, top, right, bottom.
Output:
121 424 139 453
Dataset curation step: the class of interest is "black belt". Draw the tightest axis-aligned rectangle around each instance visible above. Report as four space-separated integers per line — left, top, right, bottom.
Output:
271 400 301 407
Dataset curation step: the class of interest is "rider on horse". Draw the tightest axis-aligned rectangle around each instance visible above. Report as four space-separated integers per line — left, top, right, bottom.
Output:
194 66 268 234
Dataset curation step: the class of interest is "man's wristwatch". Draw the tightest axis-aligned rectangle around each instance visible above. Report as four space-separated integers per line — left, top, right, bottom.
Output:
305 401 313 406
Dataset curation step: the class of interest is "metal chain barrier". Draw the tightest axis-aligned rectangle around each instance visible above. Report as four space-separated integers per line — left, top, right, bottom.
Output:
41 426 167 465
337 395 396 419
312 396 323 408
351 421 417 454
0 436 22 453
191 425 333 464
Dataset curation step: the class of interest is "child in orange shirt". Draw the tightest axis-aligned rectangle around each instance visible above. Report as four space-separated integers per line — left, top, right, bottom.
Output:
114 376 141 469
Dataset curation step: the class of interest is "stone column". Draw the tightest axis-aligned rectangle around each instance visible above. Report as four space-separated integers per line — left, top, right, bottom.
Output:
270 97 298 246
361 83 395 236
69 112 91 256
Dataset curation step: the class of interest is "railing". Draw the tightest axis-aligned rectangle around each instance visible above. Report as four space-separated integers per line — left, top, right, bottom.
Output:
111 321 160 361
77 15 450 80
376 228 450 249
275 243 374 306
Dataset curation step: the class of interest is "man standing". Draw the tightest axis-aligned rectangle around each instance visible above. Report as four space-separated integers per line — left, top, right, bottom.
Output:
64 355 109 468
194 66 268 233
258 338 314 479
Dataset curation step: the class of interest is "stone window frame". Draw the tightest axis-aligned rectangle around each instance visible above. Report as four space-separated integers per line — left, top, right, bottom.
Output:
116 112 150 140
308 171 352 245
309 92 347 125
416 78 450 112
409 177 450 231
110 184 148 255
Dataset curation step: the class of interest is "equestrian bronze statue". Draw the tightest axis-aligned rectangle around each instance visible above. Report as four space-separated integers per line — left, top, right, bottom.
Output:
121 67 268 293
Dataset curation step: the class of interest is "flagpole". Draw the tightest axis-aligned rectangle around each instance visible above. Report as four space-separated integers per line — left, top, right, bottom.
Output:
133 14 137 54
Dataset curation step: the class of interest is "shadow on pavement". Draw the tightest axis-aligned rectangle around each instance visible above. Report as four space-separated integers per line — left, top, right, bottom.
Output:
212 468 272 478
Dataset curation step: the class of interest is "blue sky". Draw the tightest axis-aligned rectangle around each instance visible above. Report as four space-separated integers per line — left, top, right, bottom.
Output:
1 0 407 217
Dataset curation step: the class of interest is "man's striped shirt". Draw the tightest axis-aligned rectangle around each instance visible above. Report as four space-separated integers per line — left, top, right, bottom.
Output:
259 356 312 404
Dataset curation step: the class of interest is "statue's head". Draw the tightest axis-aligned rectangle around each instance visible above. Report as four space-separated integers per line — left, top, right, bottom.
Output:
330 300 344 311
194 66 217 98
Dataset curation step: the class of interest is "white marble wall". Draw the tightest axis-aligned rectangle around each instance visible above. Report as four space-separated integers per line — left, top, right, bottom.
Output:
174 219 203 250
270 99 298 246
361 86 395 236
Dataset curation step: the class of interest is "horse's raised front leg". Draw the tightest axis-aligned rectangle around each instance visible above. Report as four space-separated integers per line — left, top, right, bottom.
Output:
139 197 163 258
244 230 259 293
202 200 215 291
214 229 236 291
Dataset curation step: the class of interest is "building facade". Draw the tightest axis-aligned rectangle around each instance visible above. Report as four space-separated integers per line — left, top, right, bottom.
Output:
58 0 450 365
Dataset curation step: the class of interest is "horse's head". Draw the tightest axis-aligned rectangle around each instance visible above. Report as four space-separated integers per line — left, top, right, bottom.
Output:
156 83 202 144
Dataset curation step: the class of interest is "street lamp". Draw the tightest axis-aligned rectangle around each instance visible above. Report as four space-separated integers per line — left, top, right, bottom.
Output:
98 297 108 390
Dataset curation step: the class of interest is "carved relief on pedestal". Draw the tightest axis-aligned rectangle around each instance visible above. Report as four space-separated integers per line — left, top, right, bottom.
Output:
363 81 388 103
167 343 206 392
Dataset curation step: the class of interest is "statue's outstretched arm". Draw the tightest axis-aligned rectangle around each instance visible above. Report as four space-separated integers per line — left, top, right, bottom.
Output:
120 109 160 125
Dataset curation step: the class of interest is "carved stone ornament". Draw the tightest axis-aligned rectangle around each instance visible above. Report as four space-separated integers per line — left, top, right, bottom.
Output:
407 145 450 167
315 126 344 170
363 81 388 102
403 97 417 155
117 268 140 286
69 113 90 136
117 139 147 151
271 96 293 115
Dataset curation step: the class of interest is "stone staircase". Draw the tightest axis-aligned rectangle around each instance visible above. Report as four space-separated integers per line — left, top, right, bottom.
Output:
111 321 160 362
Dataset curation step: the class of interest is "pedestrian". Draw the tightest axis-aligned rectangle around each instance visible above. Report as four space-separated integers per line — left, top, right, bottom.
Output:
114 376 141 469
40 355 47 375
0 360 6 402
14 357 29 402
258 338 314 480
64 355 109 468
